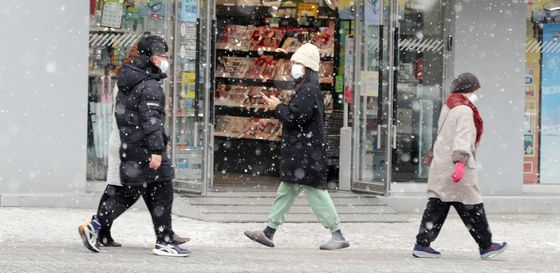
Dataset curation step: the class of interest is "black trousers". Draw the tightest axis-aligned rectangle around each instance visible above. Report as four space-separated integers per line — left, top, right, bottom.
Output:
416 198 492 249
96 181 174 244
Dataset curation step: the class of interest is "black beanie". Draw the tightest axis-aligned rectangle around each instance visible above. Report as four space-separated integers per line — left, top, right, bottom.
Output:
137 35 168 57
450 72 481 93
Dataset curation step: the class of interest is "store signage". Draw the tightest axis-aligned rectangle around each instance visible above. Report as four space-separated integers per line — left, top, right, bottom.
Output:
298 3 319 18
181 0 197 22
181 72 196 99
100 0 125 29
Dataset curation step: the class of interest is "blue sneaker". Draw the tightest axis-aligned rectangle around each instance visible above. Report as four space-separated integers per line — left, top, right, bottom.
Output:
152 242 191 257
78 216 101 253
412 244 441 258
480 242 508 260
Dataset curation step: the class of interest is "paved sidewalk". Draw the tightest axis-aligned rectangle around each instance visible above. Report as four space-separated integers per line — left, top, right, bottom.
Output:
0 207 559 273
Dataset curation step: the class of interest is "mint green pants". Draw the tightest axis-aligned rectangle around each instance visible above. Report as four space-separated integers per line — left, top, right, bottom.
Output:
267 182 341 232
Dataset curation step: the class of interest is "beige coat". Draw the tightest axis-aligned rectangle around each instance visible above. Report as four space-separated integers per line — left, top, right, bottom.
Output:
427 105 483 205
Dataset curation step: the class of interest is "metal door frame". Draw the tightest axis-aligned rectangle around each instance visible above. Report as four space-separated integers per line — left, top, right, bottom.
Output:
350 0 398 196
170 0 214 195
351 0 450 195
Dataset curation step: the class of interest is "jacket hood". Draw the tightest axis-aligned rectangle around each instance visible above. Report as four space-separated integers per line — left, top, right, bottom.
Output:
117 63 166 93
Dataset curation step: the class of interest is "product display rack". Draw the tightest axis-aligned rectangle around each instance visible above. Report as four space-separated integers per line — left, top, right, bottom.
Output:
213 3 340 177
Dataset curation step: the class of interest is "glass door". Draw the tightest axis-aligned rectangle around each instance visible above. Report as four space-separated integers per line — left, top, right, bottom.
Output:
352 0 447 194
352 0 393 194
392 0 446 182
170 0 213 194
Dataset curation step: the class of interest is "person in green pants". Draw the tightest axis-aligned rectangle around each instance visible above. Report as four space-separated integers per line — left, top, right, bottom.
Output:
244 43 350 250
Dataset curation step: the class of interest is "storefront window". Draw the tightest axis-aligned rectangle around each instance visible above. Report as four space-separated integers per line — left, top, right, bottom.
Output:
525 0 560 184
212 2 339 188
86 0 174 181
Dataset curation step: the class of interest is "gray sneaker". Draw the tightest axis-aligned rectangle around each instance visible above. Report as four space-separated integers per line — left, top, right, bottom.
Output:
319 239 350 250
244 230 275 247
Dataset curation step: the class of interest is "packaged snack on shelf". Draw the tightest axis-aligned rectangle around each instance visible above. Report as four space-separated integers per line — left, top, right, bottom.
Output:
216 57 253 78
261 58 279 80
217 25 247 50
262 29 286 51
258 118 282 140
242 118 261 138
244 56 272 79
228 116 251 136
215 115 233 133
245 86 266 107
238 26 257 51
216 84 247 107
319 61 334 84
248 28 286 52
310 22 335 57
281 37 302 53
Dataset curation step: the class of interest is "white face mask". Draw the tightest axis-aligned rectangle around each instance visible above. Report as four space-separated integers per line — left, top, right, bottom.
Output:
291 64 305 79
469 94 479 103
158 58 169 73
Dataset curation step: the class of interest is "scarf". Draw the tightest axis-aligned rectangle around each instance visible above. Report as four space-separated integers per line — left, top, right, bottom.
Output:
446 93 484 145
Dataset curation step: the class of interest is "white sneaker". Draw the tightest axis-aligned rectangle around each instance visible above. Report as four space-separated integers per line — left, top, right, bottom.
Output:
152 243 191 257
78 217 101 253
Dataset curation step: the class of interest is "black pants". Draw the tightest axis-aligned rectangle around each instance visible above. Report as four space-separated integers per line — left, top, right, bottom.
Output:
96 181 174 244
416 198 492 249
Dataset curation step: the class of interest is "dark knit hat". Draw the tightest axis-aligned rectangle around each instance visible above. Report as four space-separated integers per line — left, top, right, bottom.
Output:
137 35 168 57
450 72 481 93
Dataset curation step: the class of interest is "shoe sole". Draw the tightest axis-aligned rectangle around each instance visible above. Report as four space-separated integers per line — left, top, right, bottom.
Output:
78 224 100 253
319 242 350 250
481 244 509 260
152 248 190 257
244 231 275 247
412 250 441 258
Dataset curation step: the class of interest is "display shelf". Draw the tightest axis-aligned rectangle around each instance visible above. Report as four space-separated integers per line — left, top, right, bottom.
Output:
173 112 197 117
175 144 203 151
215 5 337 22
215 105 276 118
216 48 335 61
213 3 340 178
214 132 280 142
215 77 335 90
215 101 274 110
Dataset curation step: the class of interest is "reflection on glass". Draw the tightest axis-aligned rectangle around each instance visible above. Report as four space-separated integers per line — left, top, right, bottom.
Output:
87 0 172 181
392 1 444 182
171 0 206 185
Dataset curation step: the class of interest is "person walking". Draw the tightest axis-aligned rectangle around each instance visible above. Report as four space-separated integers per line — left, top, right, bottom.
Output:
244 43 350 250
78 35 190 257
412 72 508 260
79 43 188 250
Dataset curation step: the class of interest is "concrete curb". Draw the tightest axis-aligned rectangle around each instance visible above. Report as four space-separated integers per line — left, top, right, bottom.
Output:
380 194 560 214
3 192 560 215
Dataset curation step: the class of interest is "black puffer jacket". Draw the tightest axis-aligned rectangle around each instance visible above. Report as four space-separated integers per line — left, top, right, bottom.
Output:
275 72 327 189
114 59 174 185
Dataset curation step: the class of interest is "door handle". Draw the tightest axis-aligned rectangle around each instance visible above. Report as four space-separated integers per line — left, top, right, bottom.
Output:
376 124 382 149
392 124 397 149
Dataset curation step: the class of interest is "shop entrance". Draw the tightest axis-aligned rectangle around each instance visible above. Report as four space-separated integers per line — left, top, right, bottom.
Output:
211 2 341 190
351 0 449 195
85 0 450 195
